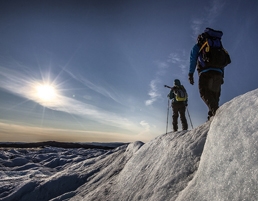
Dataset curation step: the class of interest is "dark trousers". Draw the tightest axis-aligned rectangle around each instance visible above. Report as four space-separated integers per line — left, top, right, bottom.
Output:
199 71 223 117
172 102 188 131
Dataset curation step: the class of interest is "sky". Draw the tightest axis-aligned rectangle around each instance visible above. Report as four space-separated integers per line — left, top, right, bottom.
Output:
0 0 258 143
1 87 258 201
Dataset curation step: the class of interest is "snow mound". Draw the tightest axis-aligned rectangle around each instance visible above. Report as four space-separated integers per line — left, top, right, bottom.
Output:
72 123 210 201
176 88 258 201
125 140 144 155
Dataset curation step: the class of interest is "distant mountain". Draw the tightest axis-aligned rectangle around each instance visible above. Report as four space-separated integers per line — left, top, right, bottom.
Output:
0 141 126 150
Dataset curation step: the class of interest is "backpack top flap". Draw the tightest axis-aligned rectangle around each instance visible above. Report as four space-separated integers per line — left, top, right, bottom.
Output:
204 27 223 39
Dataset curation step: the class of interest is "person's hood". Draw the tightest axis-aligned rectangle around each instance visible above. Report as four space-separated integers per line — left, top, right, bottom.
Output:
174 79 181 86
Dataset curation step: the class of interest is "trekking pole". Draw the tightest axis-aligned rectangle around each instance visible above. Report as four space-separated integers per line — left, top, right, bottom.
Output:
186 107 193 129
166 98 170 134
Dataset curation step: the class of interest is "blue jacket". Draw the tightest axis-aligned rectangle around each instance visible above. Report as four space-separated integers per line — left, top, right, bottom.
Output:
189 44 224 75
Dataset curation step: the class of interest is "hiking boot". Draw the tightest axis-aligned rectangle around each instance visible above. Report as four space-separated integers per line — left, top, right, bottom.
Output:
182 124 188 131
207 111 214 121
211 107 218 116
207 115 215 121
173 124 178 132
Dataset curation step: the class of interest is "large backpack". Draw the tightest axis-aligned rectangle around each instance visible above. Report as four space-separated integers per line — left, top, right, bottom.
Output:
174 86 187 102
197 28 231 69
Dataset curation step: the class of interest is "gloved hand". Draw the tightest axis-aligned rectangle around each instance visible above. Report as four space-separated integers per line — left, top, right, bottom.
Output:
188 73 194 85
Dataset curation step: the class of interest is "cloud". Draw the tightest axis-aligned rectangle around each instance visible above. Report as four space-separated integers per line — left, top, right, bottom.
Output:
145 79 161 106
145 51 188 106
191 0 226 37
0 66 139 132
140 120 150 131
65 69 125 106
156 61 169 76
206 0 225 24
167 52 187 74
83 95 92 100
137 120 153 140
191 19 203 37
167 53 183 64
145 61 169 106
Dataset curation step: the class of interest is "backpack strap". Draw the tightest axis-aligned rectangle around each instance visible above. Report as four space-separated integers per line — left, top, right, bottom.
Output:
181 85 188 97
199 40 209 53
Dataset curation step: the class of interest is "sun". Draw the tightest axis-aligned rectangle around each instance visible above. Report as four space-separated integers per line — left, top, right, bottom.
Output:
36 84 57 102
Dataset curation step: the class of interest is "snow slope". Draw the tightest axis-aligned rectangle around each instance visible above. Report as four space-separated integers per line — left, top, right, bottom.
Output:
71 123 209 201
1 89 258 201
176 89 258 201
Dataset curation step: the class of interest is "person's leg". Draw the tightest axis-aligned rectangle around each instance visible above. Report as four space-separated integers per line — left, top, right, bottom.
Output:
209 73 223 115
199 71 222 118
172 105 179 131
179 104 188 130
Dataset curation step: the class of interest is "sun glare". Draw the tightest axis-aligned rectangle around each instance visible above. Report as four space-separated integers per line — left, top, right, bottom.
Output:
36 84 57 102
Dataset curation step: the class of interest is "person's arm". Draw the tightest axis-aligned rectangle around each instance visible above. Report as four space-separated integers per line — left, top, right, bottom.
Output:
189 44 200 85
168 89 175 99
189 44 200 74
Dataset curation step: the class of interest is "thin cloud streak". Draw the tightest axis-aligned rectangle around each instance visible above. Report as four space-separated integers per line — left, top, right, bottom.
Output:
140 120 150 131
145 61 168 106
64 69 126 106
191 19 203 38
145 51 188 106
191 0 226 37
206 0 225 24
145 79 161 106
167 51 187 74
0 66 140 132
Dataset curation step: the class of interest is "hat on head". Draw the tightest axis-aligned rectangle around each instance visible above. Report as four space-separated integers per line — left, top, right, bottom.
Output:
174 79 181 86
